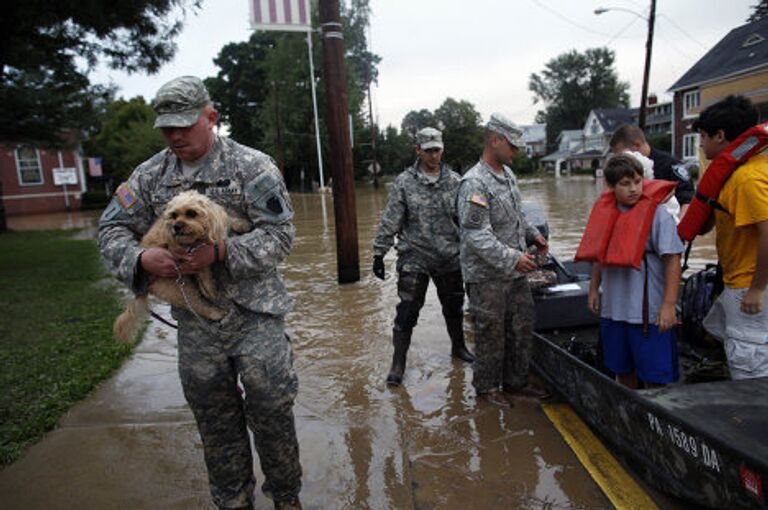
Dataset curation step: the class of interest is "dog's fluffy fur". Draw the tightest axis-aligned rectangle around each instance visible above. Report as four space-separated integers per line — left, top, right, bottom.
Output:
113 190 249 342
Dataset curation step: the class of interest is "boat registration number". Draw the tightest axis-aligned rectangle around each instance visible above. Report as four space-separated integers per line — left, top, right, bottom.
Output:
646 412 721 473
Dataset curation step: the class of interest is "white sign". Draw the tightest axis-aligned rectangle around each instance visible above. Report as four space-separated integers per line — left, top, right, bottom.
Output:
53 167 78 185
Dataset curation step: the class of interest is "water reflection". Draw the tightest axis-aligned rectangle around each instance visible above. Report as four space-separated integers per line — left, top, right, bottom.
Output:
287 180 614 508
7 177 704 507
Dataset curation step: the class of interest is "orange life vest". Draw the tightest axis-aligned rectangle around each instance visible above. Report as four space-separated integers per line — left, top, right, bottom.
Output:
575 179 677 269
677 122 768 242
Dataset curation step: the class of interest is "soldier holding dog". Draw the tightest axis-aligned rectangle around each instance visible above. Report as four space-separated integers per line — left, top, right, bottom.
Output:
98 76 302 510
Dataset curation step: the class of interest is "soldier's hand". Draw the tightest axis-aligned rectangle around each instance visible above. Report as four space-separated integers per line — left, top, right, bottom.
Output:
515 252 537 273
173 244 217 275
139 247 178 278
533 234 549 255
372 255 385 280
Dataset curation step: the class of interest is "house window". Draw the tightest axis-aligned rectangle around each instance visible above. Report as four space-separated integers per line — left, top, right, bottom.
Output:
683 133 700 159
15 145 43 185
683 90 700 118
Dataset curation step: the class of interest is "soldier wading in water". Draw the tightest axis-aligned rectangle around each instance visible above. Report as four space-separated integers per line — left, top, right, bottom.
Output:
372 127 475 386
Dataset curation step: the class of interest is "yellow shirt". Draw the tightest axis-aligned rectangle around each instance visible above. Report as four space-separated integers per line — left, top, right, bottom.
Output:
715 153 768 288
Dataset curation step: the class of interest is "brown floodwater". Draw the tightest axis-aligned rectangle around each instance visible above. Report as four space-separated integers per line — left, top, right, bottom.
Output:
1 177 710 509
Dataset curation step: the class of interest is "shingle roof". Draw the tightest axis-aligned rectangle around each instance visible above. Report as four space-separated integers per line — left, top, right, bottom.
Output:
592 108 638 132
520 124 546 143
668 17 768 92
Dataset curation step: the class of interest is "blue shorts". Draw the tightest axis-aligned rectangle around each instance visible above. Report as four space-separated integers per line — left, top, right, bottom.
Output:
600 318 680 384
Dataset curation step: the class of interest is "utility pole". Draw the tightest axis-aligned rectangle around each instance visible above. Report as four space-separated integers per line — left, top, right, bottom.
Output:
639 0 656 131
320 0 360 284
367 70 379 188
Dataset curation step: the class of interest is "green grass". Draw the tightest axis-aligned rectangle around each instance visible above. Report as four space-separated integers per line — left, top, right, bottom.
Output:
0 230 132 465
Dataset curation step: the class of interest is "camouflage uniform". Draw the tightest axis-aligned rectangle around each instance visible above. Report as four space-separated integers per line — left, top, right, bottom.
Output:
98 135 301 508
458 159 541 393
373 154 472 384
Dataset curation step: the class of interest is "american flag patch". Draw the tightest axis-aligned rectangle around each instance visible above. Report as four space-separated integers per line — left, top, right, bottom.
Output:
469 194 488 207
116 184 137 209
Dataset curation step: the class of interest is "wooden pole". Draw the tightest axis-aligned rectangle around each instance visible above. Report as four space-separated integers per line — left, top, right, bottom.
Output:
639 0 656 131
319 0 360 284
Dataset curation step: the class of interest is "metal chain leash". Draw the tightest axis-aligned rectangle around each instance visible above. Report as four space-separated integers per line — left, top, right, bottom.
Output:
171 246 262 337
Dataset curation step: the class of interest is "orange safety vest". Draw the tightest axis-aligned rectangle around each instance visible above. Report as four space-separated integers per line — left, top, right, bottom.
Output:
575 179 677 269
677 122 768 242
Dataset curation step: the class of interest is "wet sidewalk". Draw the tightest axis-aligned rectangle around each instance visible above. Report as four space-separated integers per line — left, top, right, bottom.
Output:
0 304 609 510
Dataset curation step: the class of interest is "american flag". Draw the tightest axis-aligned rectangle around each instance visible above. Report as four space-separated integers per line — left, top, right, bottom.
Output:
88 157 103 177
249 0 312 32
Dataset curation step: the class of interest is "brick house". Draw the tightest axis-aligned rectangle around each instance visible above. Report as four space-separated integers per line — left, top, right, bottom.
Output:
668 16 768 161
0 141 87 215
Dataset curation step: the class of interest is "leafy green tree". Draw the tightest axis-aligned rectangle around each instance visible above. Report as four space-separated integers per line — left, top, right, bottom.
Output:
401 109 437 140
433 98 483 173
376 125 414 175
206 0 379 188
529 47 630 151
400 99 483 173
748 0 768 21
83 97 165 183
0 0 200 144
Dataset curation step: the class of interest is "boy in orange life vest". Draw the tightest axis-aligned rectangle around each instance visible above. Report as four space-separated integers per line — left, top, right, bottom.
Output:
696 96 768 380
587 154 684 388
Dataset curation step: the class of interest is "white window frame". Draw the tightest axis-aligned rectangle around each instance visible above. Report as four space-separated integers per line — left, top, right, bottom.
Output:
683 90 700 118
15 145 44 186
683 133 700 160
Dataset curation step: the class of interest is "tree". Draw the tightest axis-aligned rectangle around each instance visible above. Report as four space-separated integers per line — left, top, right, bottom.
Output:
433 98 483 173
748 0 768 21
376 125 413 175
83 97 166 183
400 99 483 173
0 0 200 144
206 0 380 188
400 109 436 140
529 48 630 150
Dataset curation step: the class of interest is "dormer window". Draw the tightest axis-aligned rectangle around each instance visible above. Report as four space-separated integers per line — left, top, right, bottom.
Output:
743 33 764 47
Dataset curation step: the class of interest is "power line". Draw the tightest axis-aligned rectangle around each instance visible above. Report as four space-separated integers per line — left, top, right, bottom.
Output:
528 0 634 39
657 14 707 48
605 15 642 46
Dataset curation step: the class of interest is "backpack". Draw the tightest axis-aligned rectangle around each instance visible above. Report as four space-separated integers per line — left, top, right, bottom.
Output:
678 264 723 345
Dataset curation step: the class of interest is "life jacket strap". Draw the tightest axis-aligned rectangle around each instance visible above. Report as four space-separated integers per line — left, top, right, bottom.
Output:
695 191 728 213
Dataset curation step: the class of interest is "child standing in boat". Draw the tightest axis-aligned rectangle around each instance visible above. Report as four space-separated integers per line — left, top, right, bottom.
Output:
580 154 685 388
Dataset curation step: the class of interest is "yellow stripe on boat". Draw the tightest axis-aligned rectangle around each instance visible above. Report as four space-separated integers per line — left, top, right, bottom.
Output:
543 403 660 510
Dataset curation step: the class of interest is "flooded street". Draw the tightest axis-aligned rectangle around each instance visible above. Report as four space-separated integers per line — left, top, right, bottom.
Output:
282 176 711 508
0 176 713 509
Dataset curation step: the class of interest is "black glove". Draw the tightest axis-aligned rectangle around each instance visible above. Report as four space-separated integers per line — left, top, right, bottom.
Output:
372 255 385 280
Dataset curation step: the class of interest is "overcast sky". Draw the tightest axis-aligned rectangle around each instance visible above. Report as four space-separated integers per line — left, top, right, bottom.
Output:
95 0 757 130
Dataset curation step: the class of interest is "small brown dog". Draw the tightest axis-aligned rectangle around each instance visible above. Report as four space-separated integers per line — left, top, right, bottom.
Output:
113 190 249 342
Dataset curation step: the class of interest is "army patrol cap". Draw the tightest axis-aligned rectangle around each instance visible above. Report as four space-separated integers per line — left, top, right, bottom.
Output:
416 127 444 150
152 76 211 128
486 113 525 148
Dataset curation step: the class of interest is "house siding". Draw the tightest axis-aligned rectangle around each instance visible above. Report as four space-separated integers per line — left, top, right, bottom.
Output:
1 144 84 215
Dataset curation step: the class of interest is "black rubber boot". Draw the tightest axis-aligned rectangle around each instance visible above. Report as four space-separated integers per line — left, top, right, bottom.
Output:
386 329 412 386
446 316 475 363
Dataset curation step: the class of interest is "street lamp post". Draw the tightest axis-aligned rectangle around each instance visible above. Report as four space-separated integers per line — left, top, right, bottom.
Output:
595 0 657 131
